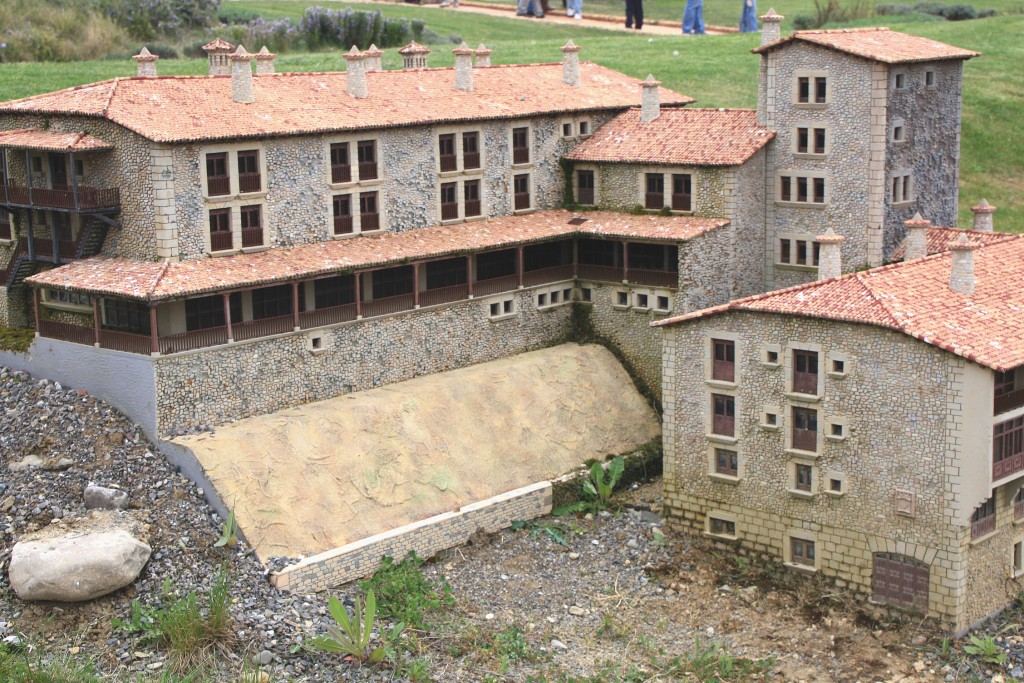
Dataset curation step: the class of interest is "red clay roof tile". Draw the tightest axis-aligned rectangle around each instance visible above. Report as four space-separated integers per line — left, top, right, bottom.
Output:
753 27 979 64
0 128 113 152
889 226 1015 261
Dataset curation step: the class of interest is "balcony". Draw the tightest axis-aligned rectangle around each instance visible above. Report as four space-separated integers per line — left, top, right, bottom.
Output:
334 215 353 235
464 199 481 218
971 513 996 540
441 202 459 221
241 227 264 249
793 371 818 395
210 231 233 252
207 176 230 197
577 263 624 283
331 164 352 184
792 428 817 452
671 193 692 212
995 387 1024 416
514 192 530 211
627 268 678 288
238 173 262 194
463 152 480 170
1 184 120 212
644 193 663 210
440 155 458 172
512 148 530 165
358 162 378 181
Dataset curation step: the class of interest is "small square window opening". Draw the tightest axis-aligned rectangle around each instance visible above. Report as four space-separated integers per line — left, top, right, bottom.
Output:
616 291 629 306
656 295 670 310
636 293 649 308
581 288 592 302
710 517 736 536
562 122 573 137
830 478 843 493
767 350 779 364
503 299 513 314
831 423 844 437
832 359 845 374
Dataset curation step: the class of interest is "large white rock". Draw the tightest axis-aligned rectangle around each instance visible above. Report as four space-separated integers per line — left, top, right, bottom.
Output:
9 530 151 602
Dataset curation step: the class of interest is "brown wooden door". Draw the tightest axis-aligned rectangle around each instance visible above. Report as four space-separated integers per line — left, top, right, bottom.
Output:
872 553 929 611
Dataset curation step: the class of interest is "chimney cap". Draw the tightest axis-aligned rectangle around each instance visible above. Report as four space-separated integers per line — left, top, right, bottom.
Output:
398 41 431 55
971 198 996 214
344 45 366 61
229 45 253 61
203 37 236 53
642 74 661 87
904 212 932 228
475 43 493 56
255 46 276 60
949 233 978 252
364 44 383 57
561 39 582 53
452 41 474 56
815 227 845 244
760 7 784 20
132 47 157 63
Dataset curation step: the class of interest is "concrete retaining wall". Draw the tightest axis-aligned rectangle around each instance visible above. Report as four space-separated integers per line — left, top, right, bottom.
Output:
271 481 552 594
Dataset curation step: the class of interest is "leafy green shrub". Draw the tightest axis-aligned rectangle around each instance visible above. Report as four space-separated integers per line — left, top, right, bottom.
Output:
964 634 1008 666
0 0 125 62
876 1 995 19
299 7 435 52
0 327 34 354
91 0 221 41
310 591 395 664
218 5 261 24
359 553 454 629
144 43 179 59
584 456 625 510
792 14 818 28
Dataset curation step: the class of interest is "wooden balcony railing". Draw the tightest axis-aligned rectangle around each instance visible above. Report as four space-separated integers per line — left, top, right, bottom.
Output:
441 203 459 221
793 371 818 395
792 428 817 452
299 303 357 329
1015 499 1024 521
628 268 678 288
514 192 530 211
1 184 120 211
671 193 692 212
0 218 11 241
362 292 415 318
420 284 469 308
523 264 573 287
358 162 378 181
463 152 480 170
993 451 1024 481
971 514 996 540
233 315 295 342
473 274 518 297
331 164 352 184
241 227 264 249
210 231 233 252
38 319 95 346
712 414 734 437
577 187 595 205
712 360 735 383
577 264 624 283
159 327 229 354
98 329 151 355
995 387 1024 416
439 155 458 172
361 212 380 231
334 215 353 235
238 173 261 194
464 199 481 218
644 193 663 210
512 148 529 165
207 176 230 197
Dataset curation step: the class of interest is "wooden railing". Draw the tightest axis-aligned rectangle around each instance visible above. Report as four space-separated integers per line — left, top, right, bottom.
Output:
577 187 595 205
523 264 573 287
995 387 1024 416
331 164 352 184
159 327 229 354
971 514 996 540
712 414 734 437
792 428 817 452
358 162 378 181
98 329 151 355
514 192 530 211
1015 499 1024 521
712 360 735 383
463 152 480 170
420 284 468 308
241 227 264 249
0 218 11 241
473 274 518 297
1 184 120 211
577 264 624 283
793 371 818 395
210 231 233 252
627 268 678 288
441 203 459 221
439 155 458 172
644 192 664 210
671 193 692 211
334 215 353 235
361 212 380 231
299 303 357 329
362 292 415 318
512 148 529 165
233 315 295 342
38 319 95 346
464 199 482 218
238 173 261 194
207 176 230 197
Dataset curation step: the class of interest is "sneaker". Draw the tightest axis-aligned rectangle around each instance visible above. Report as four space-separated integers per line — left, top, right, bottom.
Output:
567 9 573 15
574 11 582 18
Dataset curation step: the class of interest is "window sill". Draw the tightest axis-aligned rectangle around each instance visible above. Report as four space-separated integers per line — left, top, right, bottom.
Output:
793 153 827 161
785 391 821 404
331 232 360 241
308 347 329 357
328 178 381 191
760 423 780 431
787 488 815 500
612 304 631 311
536 303 570 312
204 191 268 202
761 361 781 369
1013 516 1024 526
707 473 740 485
42 302 93 314
705 379 737 390
0 239 13 247
513 208 536 215
826 371 847 380
825 434 846 443
774 201 826 210
703 531 738 542
784 447 820 460
969 529 998 546
488 313 517 322
784 562 817 574
511 162 534 170
824 489 845 498
774 263 819 273
209 248 240 257
238 189 266 198
793 103 826 110
651 308 672 316
241 245 269 254
892 200 914 209
706 434 738 445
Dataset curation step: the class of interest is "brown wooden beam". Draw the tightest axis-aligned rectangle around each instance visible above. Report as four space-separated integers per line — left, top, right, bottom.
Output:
149 305 159 354
92 298 101 346
223 292 233 341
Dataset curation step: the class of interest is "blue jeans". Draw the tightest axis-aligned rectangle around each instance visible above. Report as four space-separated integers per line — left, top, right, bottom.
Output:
567 0 581 14
625 0 643 26
682 0 705 33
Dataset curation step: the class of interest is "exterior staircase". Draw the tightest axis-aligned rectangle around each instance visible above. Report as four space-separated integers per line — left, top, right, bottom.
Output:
0 220 108 289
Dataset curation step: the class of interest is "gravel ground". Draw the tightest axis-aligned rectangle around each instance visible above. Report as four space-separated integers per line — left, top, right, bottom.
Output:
1 365 1021 682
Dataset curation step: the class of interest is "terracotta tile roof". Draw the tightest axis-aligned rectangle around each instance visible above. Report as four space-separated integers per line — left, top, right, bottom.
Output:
753 27 979 64
29 210 727 301
656 234 1024 372
0 128 113 152
0 64 693 144
889 226 1015 261
202 38 236 52
566 108 774 166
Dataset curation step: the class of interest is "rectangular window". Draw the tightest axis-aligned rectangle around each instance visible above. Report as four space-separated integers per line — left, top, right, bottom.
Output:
0 209 10 241
925 70 935 87
512 127 530 165
359 191 379 231
251 284 292 320
714 448 738 477
996 369 1016 397
797 76 810 103
314 275 356 309
104 299 151 335
185 294 227 331
425 257 468 290
577 170 595 205
712 339 735 382
894 72 906 90
372 266 414 299
239 205 263 248
780 175 825 204
237 150 260 193
710 517 736 537
440 182 459 221
891 173 912 204
970 497 996 540
476 249 517 281
793 349 818 394
439 134 457 172
206 152 229 196
815 77 827 103
579 120 590 136
893 124 905 142
357 140 378 181
513 173 531 210
792 407 818 452
332 194 353 235
1015 542 1023 574
562 122 573 137
462 132 480 169
645 173 664 209
46 288 92 309
464 180 482 217
330 142 351 183
993 416 1024 480
671 173 692 211
779 238 820 266
795 463 813 491
797 127 826 154
209 208 232 252
712 394 735 437
791 537 815 566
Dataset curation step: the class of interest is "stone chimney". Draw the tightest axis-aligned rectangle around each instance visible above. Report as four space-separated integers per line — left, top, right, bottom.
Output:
254 46 276 74
971 199 996 232
561 40 581 87
344 47 368 99
903 213 931 260
453 42 474 92
398 41 430 70
363 44 383 72
949 233 978 295
132 47 159 78
815 228 845 281
475 44 493 67
203 37 236 76
229 46 255 104
760 9 784 45
641 75 661 124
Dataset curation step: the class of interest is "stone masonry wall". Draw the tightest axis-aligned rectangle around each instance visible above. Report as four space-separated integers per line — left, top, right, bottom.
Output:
153 286 574 434
271 482 552 594
591 163 728 216
662 311 964 625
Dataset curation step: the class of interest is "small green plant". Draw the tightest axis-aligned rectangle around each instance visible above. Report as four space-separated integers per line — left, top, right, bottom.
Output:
596 612 628 640
359 553 454 629
511 519 571 546
310 591 392 664
0 644 102 683
583 456 625 510
213 508 238 548
0 326 34 354
963 634 1008 666
665 639 775 681
111 598 161 638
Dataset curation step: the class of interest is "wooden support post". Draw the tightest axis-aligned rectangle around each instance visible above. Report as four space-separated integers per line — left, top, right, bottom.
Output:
517 246 524 288
24 150 33 207
466 255 473 298
50 212 59 265
572 238 579 279
69 152 80 212
223 292 233 341
355 272 362 318
149 305 159 354
25 205 36 262
292 281 300 330
32 288 41 333
622 241 630 284
413 263 420 308
92 298 101 346
1 149 9 204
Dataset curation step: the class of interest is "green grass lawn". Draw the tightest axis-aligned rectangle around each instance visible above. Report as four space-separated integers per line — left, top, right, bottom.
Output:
0 3 1019 228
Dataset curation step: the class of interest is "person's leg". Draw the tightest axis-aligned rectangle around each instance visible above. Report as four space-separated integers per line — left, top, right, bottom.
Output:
625 0 635 27
636 0 643 28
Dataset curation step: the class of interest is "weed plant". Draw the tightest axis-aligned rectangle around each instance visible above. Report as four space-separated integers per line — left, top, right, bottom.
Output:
358 554 455 630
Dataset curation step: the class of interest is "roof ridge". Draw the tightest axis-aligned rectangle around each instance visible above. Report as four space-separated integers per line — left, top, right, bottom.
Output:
852 270 904 329
794 26 890 35
101 78 119 117
148 259 171 298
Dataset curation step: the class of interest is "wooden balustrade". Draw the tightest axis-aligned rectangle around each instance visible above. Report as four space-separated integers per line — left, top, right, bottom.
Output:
241 227 264 249
238 173 262 194
331 165 352 184
1 184 120 211
523 264 573 287
206 176 230 197
98 329 151 355
971 514 996 540
361 292 415 318
627 268 678 288
299 303 357 329
420 284 469 308
577 264 624 283
233 315 295 342
38 319 95 346
995 387 1024 416
473 274 518 297
159 326 229 354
